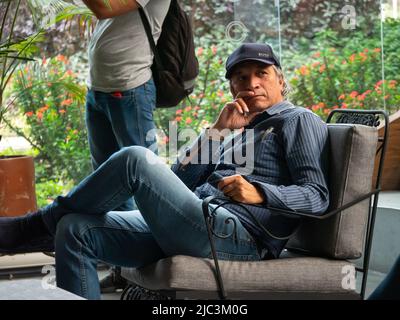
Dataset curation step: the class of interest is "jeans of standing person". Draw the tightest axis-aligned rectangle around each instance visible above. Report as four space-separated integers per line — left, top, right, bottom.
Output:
85 78 158 211
40 146 261 299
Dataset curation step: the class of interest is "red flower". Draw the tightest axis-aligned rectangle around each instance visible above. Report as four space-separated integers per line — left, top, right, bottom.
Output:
185 118 193 124
61 99 73 106
349 91 358 98
25 111 34 117
176 109 182 115
299 65 309 76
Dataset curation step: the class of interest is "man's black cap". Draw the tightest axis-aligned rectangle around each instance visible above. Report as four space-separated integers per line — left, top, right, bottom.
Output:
225 43 281 79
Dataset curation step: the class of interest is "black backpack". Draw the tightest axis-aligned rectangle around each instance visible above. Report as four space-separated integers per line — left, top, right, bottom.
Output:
139 0 199 108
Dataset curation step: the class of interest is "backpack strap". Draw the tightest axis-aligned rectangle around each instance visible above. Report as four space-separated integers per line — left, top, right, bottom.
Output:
138 7 165 70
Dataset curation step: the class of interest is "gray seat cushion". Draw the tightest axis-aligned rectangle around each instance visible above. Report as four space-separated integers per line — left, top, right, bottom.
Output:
122 254 357 296
287 124 378 259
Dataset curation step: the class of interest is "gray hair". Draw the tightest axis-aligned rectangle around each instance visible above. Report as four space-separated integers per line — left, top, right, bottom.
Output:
271 65 291 98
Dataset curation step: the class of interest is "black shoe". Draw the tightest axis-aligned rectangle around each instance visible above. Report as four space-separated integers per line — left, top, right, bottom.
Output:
0 211 52 251
100 269 127 293
0 234 54 255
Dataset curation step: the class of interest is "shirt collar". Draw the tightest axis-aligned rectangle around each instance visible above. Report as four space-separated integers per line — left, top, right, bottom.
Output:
265 100 295 116
246 100 295 128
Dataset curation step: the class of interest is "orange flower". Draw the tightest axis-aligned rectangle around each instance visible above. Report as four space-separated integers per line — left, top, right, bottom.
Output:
373 48 381 53
65 70 74 77
349 54 356 62
59 109 66 114
184 106 192 112
61 99 73 106
299 65 309 76
25 111 34 117
197 47 204 56
311 61 320 68
175 116 182 122
359 52 367 61
349 91 358 98
56 54 68 64
175 109 182 115
311 105 320 112
217 90 224 97
185 118 193 124
341 103 348 108
384 95 390 100
194 106 200 111
389 80 397 88
338 94 345 100
313 52 321 58
36 112 43 120
319 64 326 73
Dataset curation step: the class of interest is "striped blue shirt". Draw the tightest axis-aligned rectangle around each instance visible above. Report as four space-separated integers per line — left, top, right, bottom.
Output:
172 101 329 258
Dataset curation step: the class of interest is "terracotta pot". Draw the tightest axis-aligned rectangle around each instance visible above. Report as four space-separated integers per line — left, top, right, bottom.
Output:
0 155 37 217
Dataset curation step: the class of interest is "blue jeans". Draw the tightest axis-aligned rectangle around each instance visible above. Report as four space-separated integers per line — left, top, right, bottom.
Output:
85 78 157 211
41 147 261 299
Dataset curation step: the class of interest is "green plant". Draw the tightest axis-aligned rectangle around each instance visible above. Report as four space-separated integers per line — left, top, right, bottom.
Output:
35 178 72 207
0 0 93 139
287 19 400 119
8 55 91 183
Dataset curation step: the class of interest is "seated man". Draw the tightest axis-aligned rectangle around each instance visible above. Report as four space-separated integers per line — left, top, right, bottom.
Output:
0 43 329 299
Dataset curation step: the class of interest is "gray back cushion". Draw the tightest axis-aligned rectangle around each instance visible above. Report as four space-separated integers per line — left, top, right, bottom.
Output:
286 124 378 259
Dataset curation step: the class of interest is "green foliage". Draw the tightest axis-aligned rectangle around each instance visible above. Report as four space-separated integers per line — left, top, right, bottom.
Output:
35 179 72 207
287 19 400 119
9 55 91 183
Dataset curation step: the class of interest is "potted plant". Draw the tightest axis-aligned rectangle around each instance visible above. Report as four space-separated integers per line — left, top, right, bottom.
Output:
0 0 44 217
1 0 93 217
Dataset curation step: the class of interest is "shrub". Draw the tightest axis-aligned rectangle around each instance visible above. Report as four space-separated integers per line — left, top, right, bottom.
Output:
8 55 92 183
287 19 400 118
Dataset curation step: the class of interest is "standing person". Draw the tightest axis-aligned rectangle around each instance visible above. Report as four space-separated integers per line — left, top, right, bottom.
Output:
82 0 171 292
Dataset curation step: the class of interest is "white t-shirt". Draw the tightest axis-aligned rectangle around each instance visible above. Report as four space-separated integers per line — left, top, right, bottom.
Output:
87 0 170 92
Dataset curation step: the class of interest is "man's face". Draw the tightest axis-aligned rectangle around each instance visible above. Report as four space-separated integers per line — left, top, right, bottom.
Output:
229 62 284 113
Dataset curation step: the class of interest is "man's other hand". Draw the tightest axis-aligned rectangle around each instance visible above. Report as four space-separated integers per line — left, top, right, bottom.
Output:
217 174 264 204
